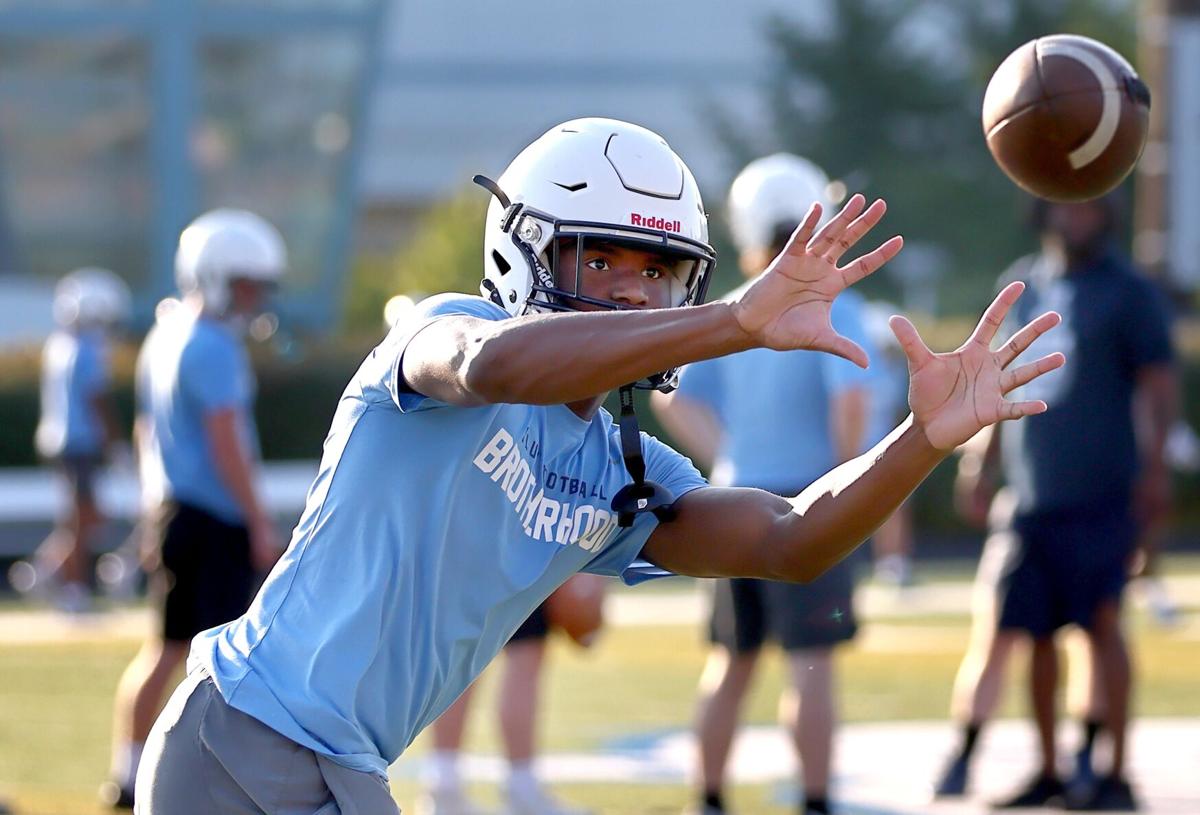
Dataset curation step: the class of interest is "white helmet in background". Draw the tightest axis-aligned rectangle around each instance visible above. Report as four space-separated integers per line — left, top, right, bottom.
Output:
175 208 286 313
478 118 716 320
53 267 132 327
727 153 833 255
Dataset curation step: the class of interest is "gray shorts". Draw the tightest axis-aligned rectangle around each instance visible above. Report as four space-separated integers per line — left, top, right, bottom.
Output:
136 671 399 815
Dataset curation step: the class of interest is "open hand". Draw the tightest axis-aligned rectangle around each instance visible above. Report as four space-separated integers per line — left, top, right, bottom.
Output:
730 194 904 366
890 281 1065 451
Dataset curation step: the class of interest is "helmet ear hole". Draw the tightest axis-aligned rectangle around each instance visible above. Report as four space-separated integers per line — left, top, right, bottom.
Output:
491 250 511 276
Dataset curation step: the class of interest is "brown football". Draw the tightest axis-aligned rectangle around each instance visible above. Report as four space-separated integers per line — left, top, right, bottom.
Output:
982 34 1150 202
543 573 606 648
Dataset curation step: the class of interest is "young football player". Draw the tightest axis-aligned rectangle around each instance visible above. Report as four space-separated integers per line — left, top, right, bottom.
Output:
136 118 1064 813
652 154 871 815
26 267 130 612
103 209 286 809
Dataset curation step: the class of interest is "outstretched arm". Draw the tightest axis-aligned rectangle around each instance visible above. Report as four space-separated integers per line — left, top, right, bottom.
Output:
402 195 901 406
642 282 1065 581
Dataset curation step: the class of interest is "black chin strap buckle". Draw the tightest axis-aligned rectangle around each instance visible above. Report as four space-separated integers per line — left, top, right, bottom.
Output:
611 385 677 527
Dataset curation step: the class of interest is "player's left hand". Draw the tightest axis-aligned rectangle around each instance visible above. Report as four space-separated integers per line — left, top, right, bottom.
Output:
890 281 1065 452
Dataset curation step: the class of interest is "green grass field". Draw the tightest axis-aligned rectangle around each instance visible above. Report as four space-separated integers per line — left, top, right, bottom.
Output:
2 560 1198 815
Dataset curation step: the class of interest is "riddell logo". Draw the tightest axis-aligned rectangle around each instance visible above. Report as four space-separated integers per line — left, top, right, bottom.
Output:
630 213 681 232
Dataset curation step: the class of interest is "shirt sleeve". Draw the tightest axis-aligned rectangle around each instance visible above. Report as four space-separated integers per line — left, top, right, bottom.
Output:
581 431 707 585
1120 275 1175 370
181 332 242 414
362 294 509 413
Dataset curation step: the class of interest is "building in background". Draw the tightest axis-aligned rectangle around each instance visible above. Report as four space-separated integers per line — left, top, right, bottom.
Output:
0 0 386 335
357 0 818 252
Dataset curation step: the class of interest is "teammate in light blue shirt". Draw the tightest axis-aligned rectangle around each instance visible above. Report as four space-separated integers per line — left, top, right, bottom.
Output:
103 210 288 810
136 308 260 525
138 118 1067 815
27 267 129 613
673 289 875 491
37 327 110 460
654 155 876 815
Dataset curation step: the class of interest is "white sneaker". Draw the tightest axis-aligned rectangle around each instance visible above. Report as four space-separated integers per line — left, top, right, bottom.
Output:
415 787 493 815
505 784 592 815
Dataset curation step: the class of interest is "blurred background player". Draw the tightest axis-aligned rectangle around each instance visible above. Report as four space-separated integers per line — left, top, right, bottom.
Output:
101 209 287 808
416 604 594 815
935 192 1177 811
17 267 131 613
652 154 874 815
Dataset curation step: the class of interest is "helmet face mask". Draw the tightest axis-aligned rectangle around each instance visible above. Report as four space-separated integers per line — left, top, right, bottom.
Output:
478 118 717 391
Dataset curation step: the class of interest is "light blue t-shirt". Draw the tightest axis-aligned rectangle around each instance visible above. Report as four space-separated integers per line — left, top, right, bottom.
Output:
189 294 707 777
136 307 259 524
676 290 874 492
35 329 111 459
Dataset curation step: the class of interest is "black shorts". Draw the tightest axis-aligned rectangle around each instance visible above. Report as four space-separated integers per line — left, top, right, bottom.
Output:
149 502 255 643
507 602 549 644
708 557 858 653
997 503 1135 637
56 453 104 504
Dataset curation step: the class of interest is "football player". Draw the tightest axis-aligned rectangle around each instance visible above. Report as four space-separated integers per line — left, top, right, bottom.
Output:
136 118 1063 814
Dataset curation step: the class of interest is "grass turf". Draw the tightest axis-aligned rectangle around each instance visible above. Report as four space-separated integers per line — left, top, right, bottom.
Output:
1 565 1197 814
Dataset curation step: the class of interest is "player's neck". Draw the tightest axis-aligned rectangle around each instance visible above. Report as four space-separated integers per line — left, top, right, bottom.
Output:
566 395 605 421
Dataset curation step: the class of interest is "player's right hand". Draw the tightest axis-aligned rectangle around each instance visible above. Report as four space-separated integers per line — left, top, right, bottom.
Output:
728 193 904 367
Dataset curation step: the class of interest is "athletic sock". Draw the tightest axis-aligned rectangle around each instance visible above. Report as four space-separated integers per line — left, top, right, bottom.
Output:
958 722 982 762
1081 718 1103 752
702 790 725 812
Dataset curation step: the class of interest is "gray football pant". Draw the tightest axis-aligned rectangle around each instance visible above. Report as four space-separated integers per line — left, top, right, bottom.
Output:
135 671 400 815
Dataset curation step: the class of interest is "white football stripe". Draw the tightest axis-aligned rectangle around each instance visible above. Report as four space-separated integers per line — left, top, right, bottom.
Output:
1040 40 1122 169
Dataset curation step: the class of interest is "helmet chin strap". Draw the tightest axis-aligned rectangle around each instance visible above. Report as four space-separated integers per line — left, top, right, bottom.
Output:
610 384 677 527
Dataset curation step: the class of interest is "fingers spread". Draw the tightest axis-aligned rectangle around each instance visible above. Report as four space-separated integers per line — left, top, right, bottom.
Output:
968 281 1025 349
828 198 888 263
806 194 866 257
782 203 824 256
1000 352 1065 394
841 235 903 287
997 310 1062 368
889 314 934 369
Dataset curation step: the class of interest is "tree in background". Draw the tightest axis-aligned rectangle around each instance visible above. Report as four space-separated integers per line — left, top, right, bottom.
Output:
343 188 486 334
715 0 1135 315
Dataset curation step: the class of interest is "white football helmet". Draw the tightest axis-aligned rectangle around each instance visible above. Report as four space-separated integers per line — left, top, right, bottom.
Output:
727 153 833 255
174 208 286 313
479 118 715 313
477 118 716 390
53 267 132 327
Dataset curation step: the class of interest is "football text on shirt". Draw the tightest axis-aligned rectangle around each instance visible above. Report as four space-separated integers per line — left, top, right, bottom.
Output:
473 428 619 552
